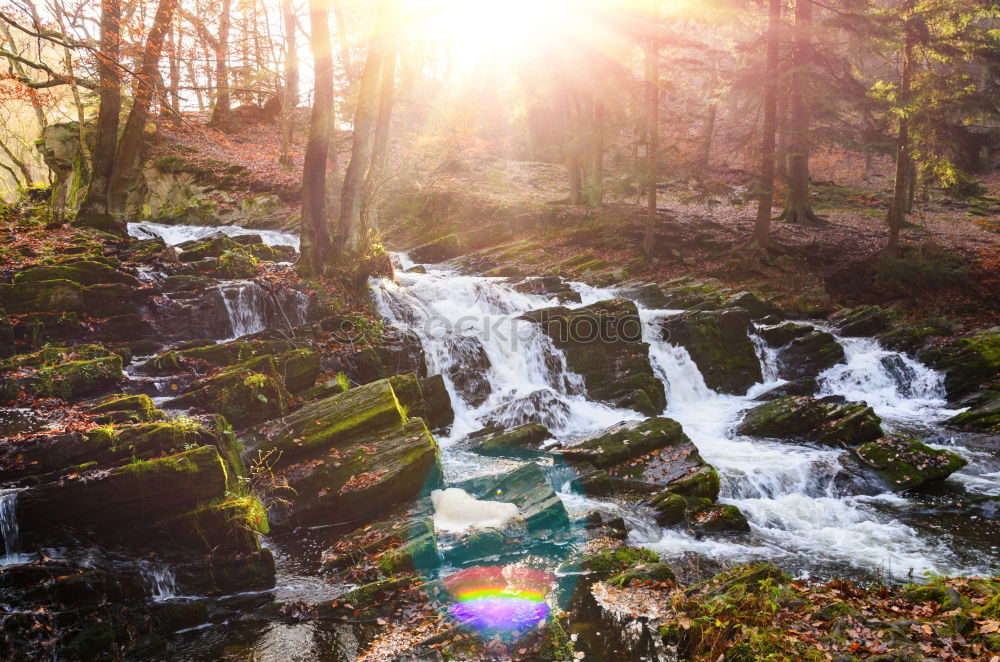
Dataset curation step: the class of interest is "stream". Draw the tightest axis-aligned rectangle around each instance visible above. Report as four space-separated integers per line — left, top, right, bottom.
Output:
14 222 991 660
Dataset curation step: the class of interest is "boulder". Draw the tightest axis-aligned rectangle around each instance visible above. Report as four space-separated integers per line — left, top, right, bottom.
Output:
617 283 669 309
920 328 1000 399
17 446 228 535
165 354 290 428
831 305 893 337
0 279 85 314
87 393 164 424
162 275 215 292
776 330 845 381
176 235 240 263
728 291 784 320
275 349 321 392
344 328 426 384
468 423 552 457
480 388 570 429
853 435 967 491
440 336 492 407
758 322 813 348
26 355 123 401
387 373 454 430
141 339 294 375
658 308 763 394
948 389 1000 432
82 283 147 318
520 299 666 415
13 260 141 287
737 395 883 446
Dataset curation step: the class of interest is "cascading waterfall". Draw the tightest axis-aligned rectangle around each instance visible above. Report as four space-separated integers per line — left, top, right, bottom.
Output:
373 256 992 581
139 560 178 601
220 282 271 338
1 490 21 564
127 221 300 251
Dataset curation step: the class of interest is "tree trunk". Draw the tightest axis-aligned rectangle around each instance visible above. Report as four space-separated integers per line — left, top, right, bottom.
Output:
168 22 181 117
338 2 389 254
361 37 397 233
782 0 821 225
588 97 605 206
643 36 659 257
298 0 335 276
698 99 717 176
105 0 179 225
280 0 298 165
887 10 915 257
209 0 232 127
752 0 781 250
333 0 353 84
564 87 582 205
76 0 123 233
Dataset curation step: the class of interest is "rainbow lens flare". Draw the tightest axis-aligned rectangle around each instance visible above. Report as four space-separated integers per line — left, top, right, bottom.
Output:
445 566 554 631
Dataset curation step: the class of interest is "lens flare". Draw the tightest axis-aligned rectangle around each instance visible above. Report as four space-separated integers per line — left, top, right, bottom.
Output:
445 566 555 631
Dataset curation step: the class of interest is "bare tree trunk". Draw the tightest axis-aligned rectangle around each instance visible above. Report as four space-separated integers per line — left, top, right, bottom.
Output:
752 0 781 250
168 22 181 116
1 24 47 132
298 0 334 275
782 0 821 224
338 2 389 254
105 0 179 225
0 140 31 184
643 36 659 257
51 2 90 178
564 87 582 205
333 0 353 84
280 0 298 165
209 0 232 127
76 0 122 232
361 37 397 233
698 99 717 176
588 97 605 206
887 8 915 258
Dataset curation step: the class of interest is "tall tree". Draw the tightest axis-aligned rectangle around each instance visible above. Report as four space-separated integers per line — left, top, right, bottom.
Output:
360 31 398 231
642 34 659 257
886 1 916 257
104 0 180 224
338 1 392 254
209 0 233 127
751 0 781 250
279 0 298 165
781 0 821 225
75 0 122 233
298 0 334 275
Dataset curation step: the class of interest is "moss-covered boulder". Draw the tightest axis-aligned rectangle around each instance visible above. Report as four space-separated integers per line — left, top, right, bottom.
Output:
141 339 294 375
831 305 893 337
688 502 751 534
558 545 661 581
658 307 763 394
468 422 552 457
176 235 241 262
387 372 454 430
947 389 1000 432
520 298 666 415
920 328 1000 399
13 260 141 287
81 283 146 318
157 495 269 555
758 322 813 348
17 445 229 535
27 355 123 401
275 349 321 392
165 355 290 428
87 393 164 424
727 291 785 320
854 435 967 490
162 274 216 292
737 395 883 446
776 330 845 381
0 279 85 314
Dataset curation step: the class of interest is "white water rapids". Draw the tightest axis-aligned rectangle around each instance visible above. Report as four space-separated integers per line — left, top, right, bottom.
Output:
374 257 994 581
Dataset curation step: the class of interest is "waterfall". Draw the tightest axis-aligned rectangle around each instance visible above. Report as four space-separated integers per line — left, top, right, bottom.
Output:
373 258 990 580
139 560 178 601
219 281 310 340
0 490 21 565
127 221 300 251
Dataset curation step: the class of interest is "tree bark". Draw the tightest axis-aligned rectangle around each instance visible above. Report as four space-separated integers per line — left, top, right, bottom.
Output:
361 37 397 233
564 87 582 205
887 9 915 257
643 36 659 257
167 22 181 117
76 0 123 233
338 2 389 254
209 0 232 127
105 0 179 225
588 97 605 206
298 0 335 276
752 0 781 250
782 0 821 225
280 0 298 165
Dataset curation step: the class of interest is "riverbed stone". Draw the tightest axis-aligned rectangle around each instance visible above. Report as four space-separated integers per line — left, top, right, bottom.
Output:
776 330 845 381
737 395 883 446
387 372 454 430
658 307 763 394
920 327 1000 399
468 422 552 457
832 305 893 337
520 298 666 415
948 388 1000 432
88 393 164 424
854 435 967 490
165 354 290 428
0 279 85 314
758 321 814 348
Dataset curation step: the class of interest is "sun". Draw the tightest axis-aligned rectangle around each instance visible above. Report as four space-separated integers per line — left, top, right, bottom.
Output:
406 0 577 68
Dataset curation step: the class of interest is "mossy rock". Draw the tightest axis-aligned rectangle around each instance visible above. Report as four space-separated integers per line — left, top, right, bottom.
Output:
558 545 659 579
0 279 85 314
650 492 687 525
166 355 290 428
275 349 321 392
738 395 883 447
177 235 241 262
689 503 750 534
831 305 893 337
162 274 215 292
758 321 813 348
29 355 123 401
88 394 164 424
1 343 115 370
468 422 552 457
322 516 435 571
658 307 763 395
386 372 454 430
158 495 269 555
558 417 688 469
142 339 294 376
13 260 141 287
378 532 439 575
919 327 1000 399
855 435 967 490
777 330 846 381
606 562 675 588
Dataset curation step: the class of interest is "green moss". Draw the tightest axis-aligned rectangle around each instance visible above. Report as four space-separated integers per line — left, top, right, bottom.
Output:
29 355 123 400
88 393 163 423
377 533 438 575
666 467 721 501
857 435 967 490
607 562 676 588
571 545 659 574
